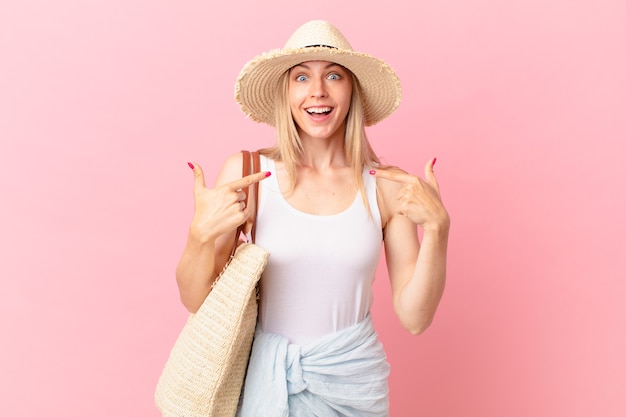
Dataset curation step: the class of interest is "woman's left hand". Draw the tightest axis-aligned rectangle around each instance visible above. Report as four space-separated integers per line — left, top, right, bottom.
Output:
371 158 450 231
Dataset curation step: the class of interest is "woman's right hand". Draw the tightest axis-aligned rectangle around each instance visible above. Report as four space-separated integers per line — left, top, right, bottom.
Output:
187 162 270 244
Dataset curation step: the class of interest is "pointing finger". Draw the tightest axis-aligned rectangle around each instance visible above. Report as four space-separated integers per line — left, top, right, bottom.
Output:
369 167 414 184
227 171 272 191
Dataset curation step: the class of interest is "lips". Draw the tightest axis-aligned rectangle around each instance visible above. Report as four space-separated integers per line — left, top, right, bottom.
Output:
305 106 333 116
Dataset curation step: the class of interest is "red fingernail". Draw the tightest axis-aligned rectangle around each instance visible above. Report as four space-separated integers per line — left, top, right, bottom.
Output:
432 158 437 167
188 162 194 170
369 170 376 175
265 171 271 177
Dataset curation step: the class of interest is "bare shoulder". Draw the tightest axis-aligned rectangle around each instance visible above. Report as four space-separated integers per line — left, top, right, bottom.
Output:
214 152 245 186
373 165 407 226
375 165 408 197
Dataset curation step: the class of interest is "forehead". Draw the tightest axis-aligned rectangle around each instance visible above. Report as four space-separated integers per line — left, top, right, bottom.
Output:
290 60 348 71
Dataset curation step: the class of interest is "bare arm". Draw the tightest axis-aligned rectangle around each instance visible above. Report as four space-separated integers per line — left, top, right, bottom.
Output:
373 158 450 335
175 153 270 313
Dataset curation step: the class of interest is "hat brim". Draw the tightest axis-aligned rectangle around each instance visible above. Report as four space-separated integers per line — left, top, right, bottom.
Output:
235 47 402 127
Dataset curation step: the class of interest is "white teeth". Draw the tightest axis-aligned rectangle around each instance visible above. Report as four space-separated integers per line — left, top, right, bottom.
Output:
306 107 332 114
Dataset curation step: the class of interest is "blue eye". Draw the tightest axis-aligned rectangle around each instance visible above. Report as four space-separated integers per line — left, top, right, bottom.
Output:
296 75 307 82
328 73 341 80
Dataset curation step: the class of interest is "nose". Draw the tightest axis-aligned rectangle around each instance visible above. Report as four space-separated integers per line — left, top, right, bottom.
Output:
309 77 327 98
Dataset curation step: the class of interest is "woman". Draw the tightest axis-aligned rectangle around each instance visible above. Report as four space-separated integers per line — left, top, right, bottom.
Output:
176 20 449 416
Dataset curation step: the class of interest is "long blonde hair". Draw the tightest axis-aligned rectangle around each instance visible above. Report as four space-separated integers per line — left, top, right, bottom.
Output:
259 67 380 212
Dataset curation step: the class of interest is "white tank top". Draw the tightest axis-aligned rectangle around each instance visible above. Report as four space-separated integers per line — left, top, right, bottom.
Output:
255 156 383 345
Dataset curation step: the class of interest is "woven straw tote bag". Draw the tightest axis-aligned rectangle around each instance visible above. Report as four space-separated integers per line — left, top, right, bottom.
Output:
155 151 269 417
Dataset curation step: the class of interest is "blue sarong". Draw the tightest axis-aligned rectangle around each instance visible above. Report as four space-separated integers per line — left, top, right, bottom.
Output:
237 315 390 416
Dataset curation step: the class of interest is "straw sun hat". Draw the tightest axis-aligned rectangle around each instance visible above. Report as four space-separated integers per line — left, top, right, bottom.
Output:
235 20 402 127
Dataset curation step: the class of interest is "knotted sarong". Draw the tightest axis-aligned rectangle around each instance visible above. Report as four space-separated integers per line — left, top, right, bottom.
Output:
237 315 390 416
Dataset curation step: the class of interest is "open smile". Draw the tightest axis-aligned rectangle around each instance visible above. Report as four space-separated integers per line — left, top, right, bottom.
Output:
305 106 333 117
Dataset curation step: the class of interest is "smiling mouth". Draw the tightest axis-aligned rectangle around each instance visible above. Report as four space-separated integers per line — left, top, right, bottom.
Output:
305 106 333 116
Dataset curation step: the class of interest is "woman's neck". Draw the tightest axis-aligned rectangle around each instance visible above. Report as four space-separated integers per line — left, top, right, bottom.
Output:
298 129 348 169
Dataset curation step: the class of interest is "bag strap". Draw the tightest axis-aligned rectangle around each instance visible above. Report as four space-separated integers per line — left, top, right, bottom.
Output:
229 150 261 256
249 151 261 242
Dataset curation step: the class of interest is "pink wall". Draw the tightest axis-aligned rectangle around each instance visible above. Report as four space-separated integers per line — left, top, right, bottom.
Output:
1 1 624 416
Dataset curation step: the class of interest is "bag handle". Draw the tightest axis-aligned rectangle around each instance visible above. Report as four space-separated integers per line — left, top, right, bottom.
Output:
229 150 261 256
248 150 261 242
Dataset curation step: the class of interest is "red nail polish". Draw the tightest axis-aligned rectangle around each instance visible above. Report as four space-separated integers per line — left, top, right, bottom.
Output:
369 170 376 175
265 171 272 177
188 162 194 170
432 158 437 167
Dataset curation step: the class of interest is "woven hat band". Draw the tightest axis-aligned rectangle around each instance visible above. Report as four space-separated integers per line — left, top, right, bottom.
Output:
284 20 353 50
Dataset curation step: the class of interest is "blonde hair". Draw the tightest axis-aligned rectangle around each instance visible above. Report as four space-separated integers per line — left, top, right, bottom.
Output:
260 67 380 213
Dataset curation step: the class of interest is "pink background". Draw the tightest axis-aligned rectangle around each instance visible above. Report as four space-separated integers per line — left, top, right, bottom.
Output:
1 1 625 416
